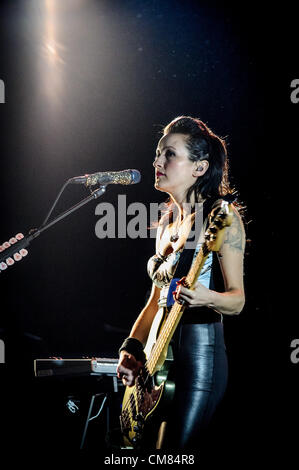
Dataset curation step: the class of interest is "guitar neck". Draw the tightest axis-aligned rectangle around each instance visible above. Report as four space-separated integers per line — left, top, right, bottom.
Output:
184 243 210 289
145 200 233 376
146 243 210 376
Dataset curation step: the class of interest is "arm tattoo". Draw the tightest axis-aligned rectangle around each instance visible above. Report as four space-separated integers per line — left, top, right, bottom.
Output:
223 212 245 251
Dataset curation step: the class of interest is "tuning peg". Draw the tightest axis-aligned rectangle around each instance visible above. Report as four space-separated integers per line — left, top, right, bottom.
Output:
13 252 22 261
9 237 17 244
2 242 11 249
0 262 8 271
19 249 28 257
6 257 14 266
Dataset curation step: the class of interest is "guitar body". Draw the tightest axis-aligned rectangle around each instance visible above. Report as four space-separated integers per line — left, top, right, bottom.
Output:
120 308 175 449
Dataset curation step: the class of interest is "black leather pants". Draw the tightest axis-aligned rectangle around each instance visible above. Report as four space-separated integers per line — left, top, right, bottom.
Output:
163 322 228 449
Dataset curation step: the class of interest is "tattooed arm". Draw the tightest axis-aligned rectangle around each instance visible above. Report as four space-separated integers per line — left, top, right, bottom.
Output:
175 206 246 315
211 206 246 314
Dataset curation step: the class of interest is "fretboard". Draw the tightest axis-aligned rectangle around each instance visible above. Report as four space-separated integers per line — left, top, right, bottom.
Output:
146 240 210 376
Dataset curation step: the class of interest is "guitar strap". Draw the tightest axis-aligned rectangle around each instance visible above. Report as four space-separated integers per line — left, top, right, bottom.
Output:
174 197 216 279
166 197 217 298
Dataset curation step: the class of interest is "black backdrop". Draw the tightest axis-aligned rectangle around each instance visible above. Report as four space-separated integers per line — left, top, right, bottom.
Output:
0 0 297 465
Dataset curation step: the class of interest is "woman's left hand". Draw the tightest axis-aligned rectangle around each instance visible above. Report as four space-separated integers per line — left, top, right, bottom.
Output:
173 277 213 308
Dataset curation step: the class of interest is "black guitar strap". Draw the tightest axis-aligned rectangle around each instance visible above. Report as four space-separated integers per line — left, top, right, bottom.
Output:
173 197 217 280
166 197 224 323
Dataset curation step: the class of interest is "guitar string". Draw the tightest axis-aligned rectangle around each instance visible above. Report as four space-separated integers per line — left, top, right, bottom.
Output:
120 253 206 426
120 207 229 430
146 249 207 375
144 209 230 379
138 214 222 381
120 241 211 424
120 252 224 437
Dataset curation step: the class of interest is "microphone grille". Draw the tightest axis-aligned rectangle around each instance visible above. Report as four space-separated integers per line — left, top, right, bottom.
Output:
130 169 141 184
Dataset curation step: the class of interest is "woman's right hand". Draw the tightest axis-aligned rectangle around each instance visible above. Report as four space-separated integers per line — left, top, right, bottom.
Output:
116 350 143 387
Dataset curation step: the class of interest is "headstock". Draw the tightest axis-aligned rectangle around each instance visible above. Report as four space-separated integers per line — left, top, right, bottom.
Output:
204 200 234 252
0 233 28 272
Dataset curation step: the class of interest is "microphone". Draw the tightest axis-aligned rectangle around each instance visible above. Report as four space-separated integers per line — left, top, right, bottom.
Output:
70 169 141 187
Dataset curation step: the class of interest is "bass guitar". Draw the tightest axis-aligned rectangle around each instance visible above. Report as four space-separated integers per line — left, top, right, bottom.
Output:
120 199 234 449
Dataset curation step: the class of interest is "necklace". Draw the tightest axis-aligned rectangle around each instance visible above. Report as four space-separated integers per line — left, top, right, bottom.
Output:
170 217 182 243
170 211 196 243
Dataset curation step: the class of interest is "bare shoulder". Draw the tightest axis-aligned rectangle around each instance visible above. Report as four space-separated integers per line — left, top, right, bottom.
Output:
221 205 246 253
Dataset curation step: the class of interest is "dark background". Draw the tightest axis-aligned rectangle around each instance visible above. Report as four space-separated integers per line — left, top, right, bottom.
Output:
0 0 297 464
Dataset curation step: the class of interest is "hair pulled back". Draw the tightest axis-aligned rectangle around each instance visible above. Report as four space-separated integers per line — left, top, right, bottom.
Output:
162 115 232 202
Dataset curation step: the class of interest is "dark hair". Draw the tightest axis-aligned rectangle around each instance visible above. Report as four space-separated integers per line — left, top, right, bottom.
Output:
162 115 232 202
152 116 244 230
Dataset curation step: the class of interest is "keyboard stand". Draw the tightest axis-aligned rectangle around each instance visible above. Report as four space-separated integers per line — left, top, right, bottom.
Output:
80 375 119 449
80 392 108 450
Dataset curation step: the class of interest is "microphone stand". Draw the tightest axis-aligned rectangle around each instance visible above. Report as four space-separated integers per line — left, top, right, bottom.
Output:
0 185 107 264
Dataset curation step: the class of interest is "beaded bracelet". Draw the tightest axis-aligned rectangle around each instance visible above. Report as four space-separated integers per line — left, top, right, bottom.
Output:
153 252 168 263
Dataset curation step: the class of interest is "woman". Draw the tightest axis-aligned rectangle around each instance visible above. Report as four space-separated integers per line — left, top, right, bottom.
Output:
116 115 246 449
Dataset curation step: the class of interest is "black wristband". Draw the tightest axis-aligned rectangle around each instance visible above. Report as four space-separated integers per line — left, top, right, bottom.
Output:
118 337 146 364
153 252 168 263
